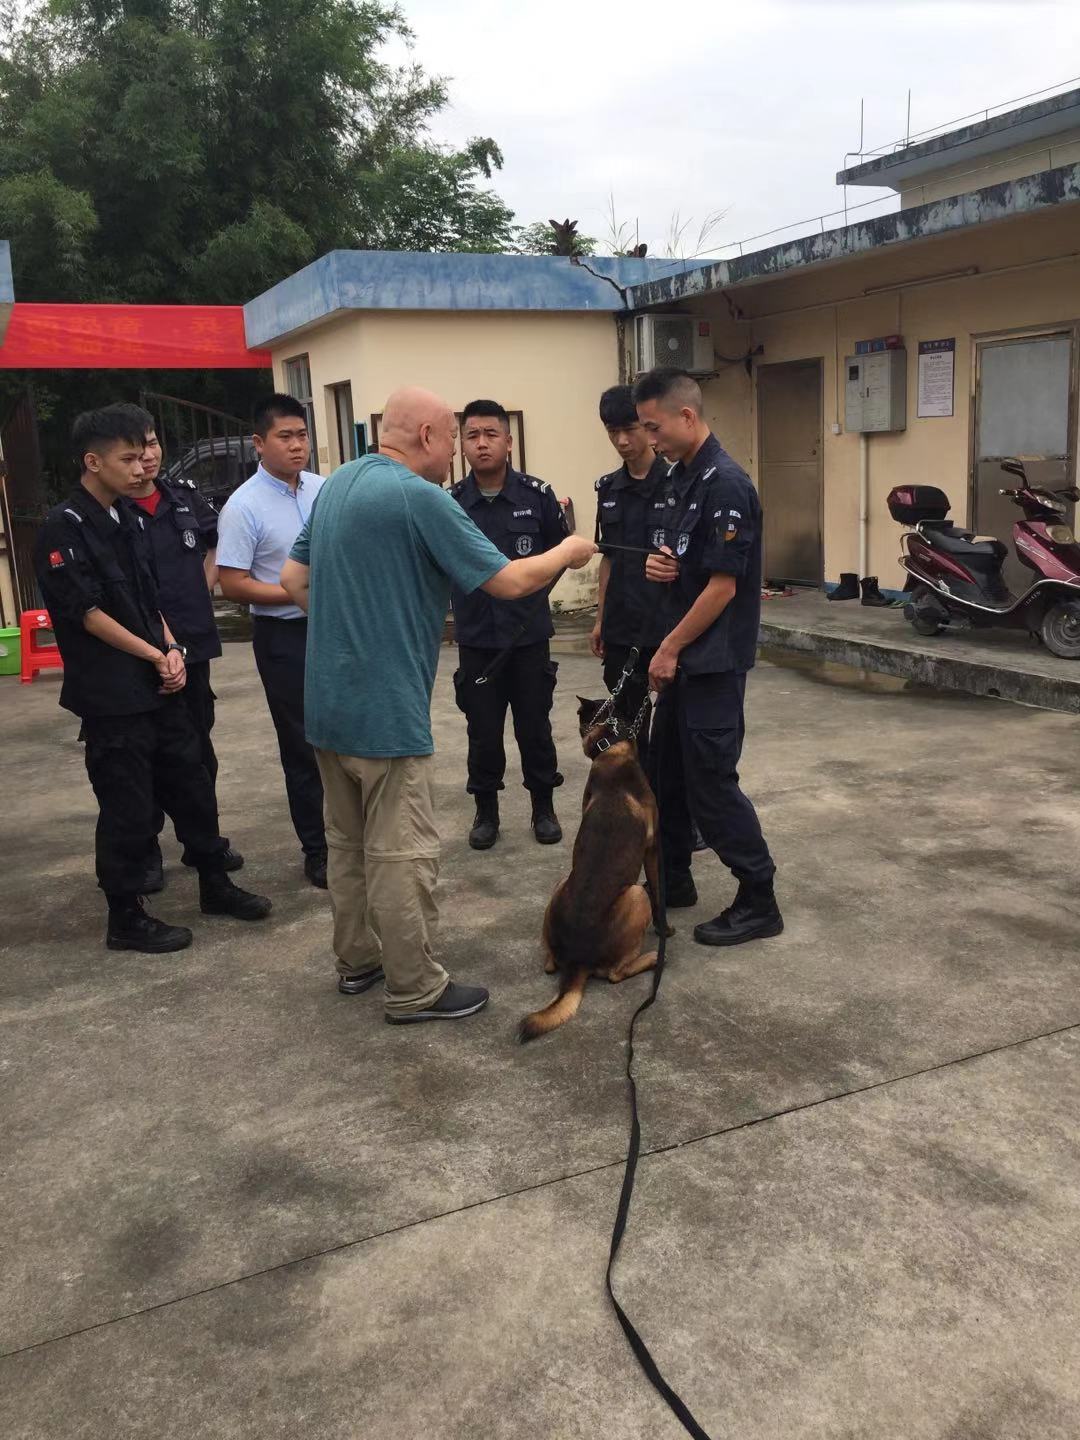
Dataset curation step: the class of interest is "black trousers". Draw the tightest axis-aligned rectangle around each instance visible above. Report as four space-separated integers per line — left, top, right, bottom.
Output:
252 616 325 857
454 640 562 796
653 670 775 887
149 660 220 857
602 642 655 777
81 702 227 899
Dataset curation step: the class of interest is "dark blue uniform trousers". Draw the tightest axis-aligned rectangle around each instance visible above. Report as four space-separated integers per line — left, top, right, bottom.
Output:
652 670 775 887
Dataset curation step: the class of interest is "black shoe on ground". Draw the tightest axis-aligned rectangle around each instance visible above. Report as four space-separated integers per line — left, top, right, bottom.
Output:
106 897 192 954
338 966 385 995
693 881 784 947
304 852 328 889
860 576 897 608
829 572 859 601
664 872 699 908
199 872 273 921
530 793 563 845
469 793 500 850
385 981 490 1024
183 845 244 873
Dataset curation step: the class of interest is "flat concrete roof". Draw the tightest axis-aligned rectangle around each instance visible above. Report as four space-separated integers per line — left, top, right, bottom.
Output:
243 250 710 348
838 86 1080 191
628 160 1080 312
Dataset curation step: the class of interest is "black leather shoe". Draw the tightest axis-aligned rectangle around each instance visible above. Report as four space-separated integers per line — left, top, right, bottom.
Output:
183 845 244 873
469 793 500 850
530 794 563 845
106 898 192 954
694 882 783 947
385 981 489 1024
199 873 272 921
304 852 328 889
338 966 385 995
664 872 698 908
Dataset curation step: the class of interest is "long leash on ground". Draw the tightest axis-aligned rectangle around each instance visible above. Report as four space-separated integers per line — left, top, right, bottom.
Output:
601 652 715 1440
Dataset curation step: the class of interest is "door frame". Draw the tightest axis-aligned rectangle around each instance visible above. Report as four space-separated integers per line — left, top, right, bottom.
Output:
968 319 1080 530
755 356 825 586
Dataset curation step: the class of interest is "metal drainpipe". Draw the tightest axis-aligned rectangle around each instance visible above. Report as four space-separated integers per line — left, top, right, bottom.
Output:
859 432 869 581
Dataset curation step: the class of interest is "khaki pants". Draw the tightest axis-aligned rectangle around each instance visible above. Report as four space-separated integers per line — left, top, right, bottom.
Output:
315 750 448 1015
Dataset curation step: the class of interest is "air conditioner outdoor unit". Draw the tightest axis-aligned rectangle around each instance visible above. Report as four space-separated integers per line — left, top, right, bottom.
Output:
632 314 714 377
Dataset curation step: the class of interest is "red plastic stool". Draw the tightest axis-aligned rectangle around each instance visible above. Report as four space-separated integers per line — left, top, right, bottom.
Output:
20 609 64 684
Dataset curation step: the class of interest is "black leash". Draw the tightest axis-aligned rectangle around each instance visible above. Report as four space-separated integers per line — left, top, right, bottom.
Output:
603 681 715 1440
474 568 567 687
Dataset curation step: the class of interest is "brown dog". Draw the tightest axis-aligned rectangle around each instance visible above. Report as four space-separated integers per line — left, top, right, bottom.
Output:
517 697 669 1043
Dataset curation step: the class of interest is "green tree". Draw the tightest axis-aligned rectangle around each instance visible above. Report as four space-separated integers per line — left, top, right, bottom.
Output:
0 0 518 490
514 220 598 257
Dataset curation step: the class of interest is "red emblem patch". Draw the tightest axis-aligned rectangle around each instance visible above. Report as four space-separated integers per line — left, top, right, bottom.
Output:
49 550 65 569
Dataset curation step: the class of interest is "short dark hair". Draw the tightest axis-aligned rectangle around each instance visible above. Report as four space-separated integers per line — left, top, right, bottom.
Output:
109 402 156 440
598 386 638 428
461 399 510 430
71 407 148 465
631 367 703 416
253 393 307 437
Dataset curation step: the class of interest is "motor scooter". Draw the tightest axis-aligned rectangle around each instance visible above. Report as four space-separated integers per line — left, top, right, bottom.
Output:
887 459 1080 659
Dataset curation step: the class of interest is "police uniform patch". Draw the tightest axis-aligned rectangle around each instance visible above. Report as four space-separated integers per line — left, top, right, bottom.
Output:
676 533 690 557
666 495 676 507
652 528 667 549
515 535 533 556
49 549 65 569
182 530 197 549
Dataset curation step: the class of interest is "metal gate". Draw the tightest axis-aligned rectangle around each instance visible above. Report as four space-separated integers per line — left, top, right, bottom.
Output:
0 386 47 620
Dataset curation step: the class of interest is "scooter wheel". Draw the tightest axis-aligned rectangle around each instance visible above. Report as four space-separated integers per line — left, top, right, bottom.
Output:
906 587 947 637
1041 600 1080 659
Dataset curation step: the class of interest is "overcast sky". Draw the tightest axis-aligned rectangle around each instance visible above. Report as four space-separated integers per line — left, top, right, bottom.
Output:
388 0 1080 259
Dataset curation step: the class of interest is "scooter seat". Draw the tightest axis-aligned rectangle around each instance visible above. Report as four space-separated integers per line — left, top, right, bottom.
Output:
923 525 1008 563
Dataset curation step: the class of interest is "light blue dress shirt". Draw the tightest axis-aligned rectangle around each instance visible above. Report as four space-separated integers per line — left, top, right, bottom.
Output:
216 464 325 619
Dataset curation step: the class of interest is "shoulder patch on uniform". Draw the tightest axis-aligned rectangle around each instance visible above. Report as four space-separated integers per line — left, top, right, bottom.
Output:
48 549 65 569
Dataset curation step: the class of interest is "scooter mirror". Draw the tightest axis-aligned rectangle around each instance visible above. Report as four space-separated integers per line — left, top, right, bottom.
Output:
1056 487 1080 503
999 458 1027 480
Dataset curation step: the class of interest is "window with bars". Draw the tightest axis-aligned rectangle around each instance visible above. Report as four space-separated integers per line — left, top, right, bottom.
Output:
282 355 318 461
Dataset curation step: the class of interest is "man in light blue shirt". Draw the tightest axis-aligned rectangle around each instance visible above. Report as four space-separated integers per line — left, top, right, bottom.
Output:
218 394 328 886
282 386 596 1025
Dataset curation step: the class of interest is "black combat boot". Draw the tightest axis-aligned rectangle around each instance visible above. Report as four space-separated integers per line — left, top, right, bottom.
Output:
183 842 244 873
468 792 500 850
828 572 859 601
106 896 192 953
530 791 562 845
663 871 699 908
199 870 273 921
693 879 784 947
860 576 896 607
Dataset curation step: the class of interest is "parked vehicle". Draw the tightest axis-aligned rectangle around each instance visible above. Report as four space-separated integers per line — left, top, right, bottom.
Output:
888 459 1080 659
161 435 257 509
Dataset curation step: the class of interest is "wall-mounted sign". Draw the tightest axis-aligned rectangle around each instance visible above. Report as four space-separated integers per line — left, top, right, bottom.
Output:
917 338 955 418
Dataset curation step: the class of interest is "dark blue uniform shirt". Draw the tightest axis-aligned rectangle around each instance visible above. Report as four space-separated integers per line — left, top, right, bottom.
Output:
653 434 762 675
34 488 167 718
138 481 222 664
449 467 568 648
593 454 670 648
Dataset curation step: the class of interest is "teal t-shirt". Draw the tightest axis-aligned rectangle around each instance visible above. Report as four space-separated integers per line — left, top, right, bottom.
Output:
290 455 508 757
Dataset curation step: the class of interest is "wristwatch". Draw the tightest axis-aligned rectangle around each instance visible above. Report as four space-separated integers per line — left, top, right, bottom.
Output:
166 643 187 660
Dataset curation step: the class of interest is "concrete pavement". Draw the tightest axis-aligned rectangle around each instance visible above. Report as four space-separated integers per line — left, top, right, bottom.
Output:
3 641 1080 1438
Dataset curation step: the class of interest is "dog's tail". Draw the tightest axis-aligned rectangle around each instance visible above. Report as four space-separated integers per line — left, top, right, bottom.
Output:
517 966 589 1044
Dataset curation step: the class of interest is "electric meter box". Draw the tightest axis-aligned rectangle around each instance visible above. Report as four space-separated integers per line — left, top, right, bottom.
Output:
844 350 907 433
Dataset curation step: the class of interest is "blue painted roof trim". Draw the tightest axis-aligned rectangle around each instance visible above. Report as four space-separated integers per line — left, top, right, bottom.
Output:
243 249 711 347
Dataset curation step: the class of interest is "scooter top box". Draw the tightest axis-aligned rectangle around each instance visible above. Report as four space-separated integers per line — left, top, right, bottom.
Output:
887 485 950 525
